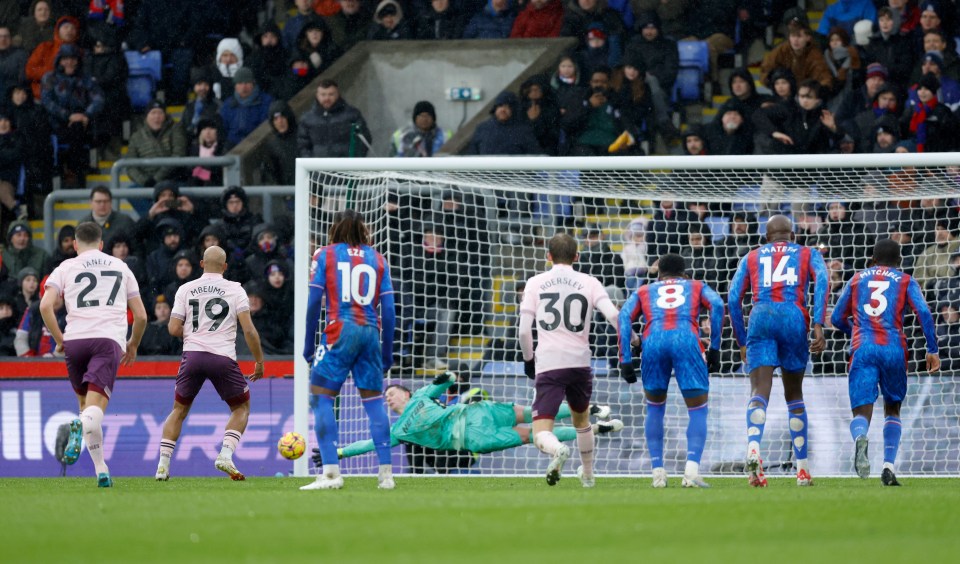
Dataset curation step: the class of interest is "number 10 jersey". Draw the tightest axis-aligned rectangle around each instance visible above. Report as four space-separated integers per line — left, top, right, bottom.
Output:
172 272 249 360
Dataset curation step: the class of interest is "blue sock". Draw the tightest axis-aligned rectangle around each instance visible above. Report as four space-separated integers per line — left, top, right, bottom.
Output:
883 416 902 466
849 415 869 441
361 395 392 466
310 394 339 467
644 399 666 469
686 403 708 464
746 395 768 449
787 400 808 461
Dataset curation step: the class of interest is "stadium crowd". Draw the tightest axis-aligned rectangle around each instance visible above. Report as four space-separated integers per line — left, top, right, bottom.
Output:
0 0 959 372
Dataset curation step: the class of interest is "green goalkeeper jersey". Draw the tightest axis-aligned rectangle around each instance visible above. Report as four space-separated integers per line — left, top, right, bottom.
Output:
340 379 467 458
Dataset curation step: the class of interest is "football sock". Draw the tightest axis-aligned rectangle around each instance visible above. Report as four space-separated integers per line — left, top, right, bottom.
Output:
553 427 577 442
159 439 176 467
645 398 666 469
522 402 571 423
883 416 902 466
849 415 869 441
311 394 340 471
746 395 768 454
787 400 808 463
534 431 562 456
686 402 708 465
220 430 241 459
361 395 392 466
576 425 594 479
685 460 700 477
80 405 107 474
378 464 392 479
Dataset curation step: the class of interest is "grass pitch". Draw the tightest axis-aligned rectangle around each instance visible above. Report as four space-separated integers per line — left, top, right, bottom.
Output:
2 476 959 563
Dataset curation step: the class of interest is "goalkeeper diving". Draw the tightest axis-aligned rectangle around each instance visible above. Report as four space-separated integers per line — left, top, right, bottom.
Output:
327 372 623 461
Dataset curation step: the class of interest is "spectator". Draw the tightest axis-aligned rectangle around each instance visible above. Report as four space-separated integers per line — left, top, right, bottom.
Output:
50 224 75 267
161 249 199 304
105 230 147 289
295 18 341 77
467 90 542 155
610 56 654 144
405 222 458 370
817 0 876 37
0 26 26 97
519 74 560 156
578 226 625 290
620 217 649 291
856 85 902 152
179 68 222 141
936 301 960 371
25 14 80 99
835 63 894 147
219 67 273 150
463 0 515 39
818 201 867 269
910 2 947 59
760 19 833 92
0 109 22 230
262 101 298 185
2 221 50 277
683 0 737 86
908 195 955 247
245 223 290 288
126 99 187 187
210 37 244 101
562 67 627 156
298 79 371 157
14 281 62 357
561 0 625 67
889 0 920 36
13 265 38 317
871 113 900 153
325 0 371 53
239 281 290 355
261 259 294 325
717 67 767 126
283 0 320 50
681 123 707 155
550 54 584 116
417 0 466 40
215 185 260 279
17 0 55 54
824 26 862 95
682 223 722 293
510 0 562 38
705 102 754 155
138 294 182 356
901 72 957 152
0 292 16 356
391 100 452 157
368 0 414 40
646 200 691 259
753 80 843 155
934 252 960 310
623 11 677 101
7 82 52 202
908 51 960 111
187 118 225 187
277 52 320 101
136 181 206 250
914 29 960 82
40 44 104 188
915 219 960 290
718 211 759 267
145 217 184 297
632 0 688 38
863 7 913 86
78 186 135 249
248 22 289 100
83 24 127 155
579 23 615 76
766 66 797 104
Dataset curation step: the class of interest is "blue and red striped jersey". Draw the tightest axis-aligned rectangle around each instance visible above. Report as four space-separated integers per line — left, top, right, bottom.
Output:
831 265 938 354
728 241 829 346
618 277 725 363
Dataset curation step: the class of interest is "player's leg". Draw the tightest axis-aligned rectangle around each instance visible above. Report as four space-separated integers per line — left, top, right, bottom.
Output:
782 369 812 485
848 349 880 480
640 342 670 487
80 390 111 486
355 326 394 489
532 368 584 485
156 400 192 480
517 402 572 424
878 353 907 486
68 338 121 487
565 370 594 487
746 366 773 487
215 399 250 481
63 342 95 466
157 352 209 480
302 329 352 490
675 341 711 488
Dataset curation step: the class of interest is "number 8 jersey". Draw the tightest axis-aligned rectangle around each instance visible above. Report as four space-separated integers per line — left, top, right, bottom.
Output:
171 272 249 360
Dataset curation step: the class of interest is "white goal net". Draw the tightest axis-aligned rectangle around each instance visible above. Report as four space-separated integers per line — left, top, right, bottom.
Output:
293 154 960 478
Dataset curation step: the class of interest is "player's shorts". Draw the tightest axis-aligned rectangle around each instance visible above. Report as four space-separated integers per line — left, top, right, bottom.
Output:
532 366 592 420
746 303 809 373
311 323 383 392
848 344 908 409
175 351 250 406
462 402 523 454
641 334 709 398
64 338 122 399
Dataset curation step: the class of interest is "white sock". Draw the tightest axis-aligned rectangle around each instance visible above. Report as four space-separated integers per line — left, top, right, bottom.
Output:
747 440 761 455
378 464 392 479
883 462 895 471
796 458 809 472
220 430 241 460
81 406 108 475
576 426 594 479
534 431 562 456
322 464 341 478
684 460 700 477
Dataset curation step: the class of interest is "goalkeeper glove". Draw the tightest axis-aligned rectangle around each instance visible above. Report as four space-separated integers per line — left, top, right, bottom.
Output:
524 359 536 380
707 349 721 373
432 371 456 386
619 360 637 384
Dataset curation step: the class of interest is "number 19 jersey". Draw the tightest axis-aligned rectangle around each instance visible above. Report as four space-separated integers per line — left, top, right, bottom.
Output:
171 273 249 360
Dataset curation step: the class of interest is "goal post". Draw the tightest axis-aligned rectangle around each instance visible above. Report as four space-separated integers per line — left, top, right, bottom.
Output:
294 153 960 478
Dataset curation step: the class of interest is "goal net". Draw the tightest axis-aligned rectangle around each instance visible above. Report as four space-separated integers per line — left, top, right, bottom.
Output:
293 154 960 478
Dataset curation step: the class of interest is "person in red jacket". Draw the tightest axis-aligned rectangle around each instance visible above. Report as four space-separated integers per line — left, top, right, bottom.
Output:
25 15 81 99
510 0 564 38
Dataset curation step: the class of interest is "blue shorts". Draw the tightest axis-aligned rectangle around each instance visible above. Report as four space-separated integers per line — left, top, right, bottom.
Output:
848 344 908 409
746 303 809 374
310 323 384 392
641 334 709 398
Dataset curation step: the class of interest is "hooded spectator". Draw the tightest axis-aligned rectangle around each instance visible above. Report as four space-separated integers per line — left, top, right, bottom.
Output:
262 101 298 184
623 10 677 93
872 113 901 153
83 23 128 147
211 37 244 100
245 223 291 282
368 0 414 40
161 248 199 304
261 259 294 323
138 293 182 356
239 281 291 355
187 118 225 187
137 180 206 253
295 18 341 76
215 185 262 270
50 224 75 267
467 90 542 154
519 74 560 155
682 124 708 155
718 67 767 124
391 100 453 157
105 230 147 288
705 102 754 155
417 0 467 40
179 67 222 141
2 220 50 277
248 21 289 100
766 66 797 103
219 67 273 150
25 14 79 99
146 216 184 296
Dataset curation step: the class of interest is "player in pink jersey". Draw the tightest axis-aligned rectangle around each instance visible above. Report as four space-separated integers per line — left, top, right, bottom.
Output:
518 233 632 487
155 246 265 481
40 222 148 487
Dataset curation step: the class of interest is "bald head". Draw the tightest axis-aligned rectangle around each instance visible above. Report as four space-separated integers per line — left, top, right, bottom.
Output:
201 245 227 273
765 214 794 242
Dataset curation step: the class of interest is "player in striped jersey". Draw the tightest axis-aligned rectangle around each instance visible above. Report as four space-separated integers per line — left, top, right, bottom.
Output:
728 215 829 487
830 239 940 486
301 210 397 491
618 253 724 488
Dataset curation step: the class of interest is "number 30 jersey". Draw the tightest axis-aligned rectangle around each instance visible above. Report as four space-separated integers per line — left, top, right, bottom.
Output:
172 273 249 360
520 264 616 372
45 250 141 351
310 243 393 345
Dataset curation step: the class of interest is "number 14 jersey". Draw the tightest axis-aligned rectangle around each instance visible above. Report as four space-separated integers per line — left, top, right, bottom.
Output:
172 273 249 360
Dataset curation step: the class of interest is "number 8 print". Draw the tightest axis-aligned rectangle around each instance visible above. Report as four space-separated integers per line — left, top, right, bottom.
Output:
656 284 686 309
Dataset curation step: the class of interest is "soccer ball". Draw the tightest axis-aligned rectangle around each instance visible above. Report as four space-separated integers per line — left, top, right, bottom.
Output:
277 432 306 460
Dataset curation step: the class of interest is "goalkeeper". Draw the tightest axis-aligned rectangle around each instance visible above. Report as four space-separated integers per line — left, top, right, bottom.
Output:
331 373 622 460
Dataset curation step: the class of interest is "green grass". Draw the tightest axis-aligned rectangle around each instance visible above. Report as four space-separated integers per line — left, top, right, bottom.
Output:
2 477 959 563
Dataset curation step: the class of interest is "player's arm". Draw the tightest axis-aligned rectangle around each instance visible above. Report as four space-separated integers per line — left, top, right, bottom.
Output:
379 260 396 374
238 309 265 381
701 283 725 352
617 290 642 384
422 371 458 399
907 277 941 373
808 250 829 353
830 279 855 337
517 281 537 379
39 284 64 352
338 433 401 459
727 256 750 350
121 295 148 366
303 251 327 365
168 317 184 338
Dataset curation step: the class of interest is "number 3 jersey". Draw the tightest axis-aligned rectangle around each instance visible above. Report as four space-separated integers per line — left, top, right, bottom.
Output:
519 264 617 372
728 241 829 347
45 250 141 351
171 273 249 360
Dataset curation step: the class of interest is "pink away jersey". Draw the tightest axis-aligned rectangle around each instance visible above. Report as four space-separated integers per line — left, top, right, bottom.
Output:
45 250 140 351
171 273 250 360
520 264 616 372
